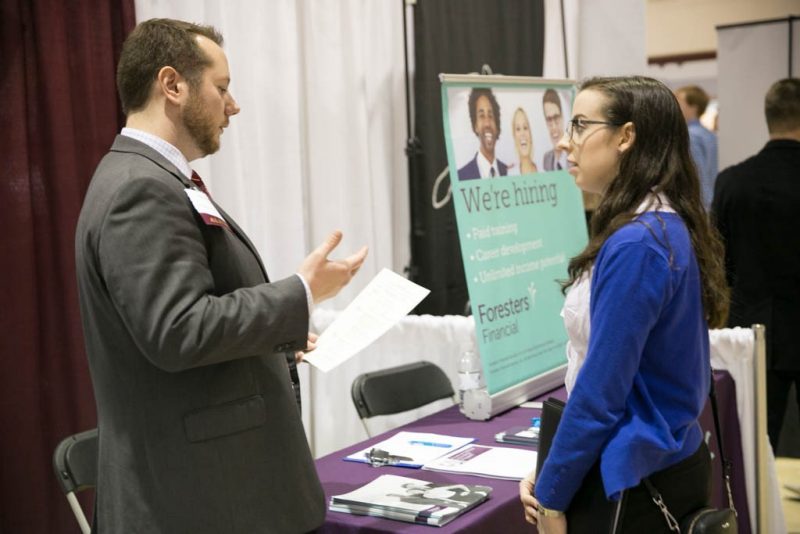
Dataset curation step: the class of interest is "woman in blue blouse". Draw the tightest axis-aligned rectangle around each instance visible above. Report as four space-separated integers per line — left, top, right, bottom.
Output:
519 76 729 533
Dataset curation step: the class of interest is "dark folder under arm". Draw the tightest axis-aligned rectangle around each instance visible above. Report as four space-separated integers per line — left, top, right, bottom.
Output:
535 397 565 482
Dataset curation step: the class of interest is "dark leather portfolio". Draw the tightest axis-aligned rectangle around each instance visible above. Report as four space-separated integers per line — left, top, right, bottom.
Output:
535 397 565 481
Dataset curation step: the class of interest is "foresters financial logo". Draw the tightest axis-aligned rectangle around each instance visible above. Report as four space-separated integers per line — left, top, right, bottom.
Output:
476 295 530 343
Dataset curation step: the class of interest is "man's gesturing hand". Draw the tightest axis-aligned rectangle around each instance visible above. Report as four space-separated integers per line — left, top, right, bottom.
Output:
298 231 368 304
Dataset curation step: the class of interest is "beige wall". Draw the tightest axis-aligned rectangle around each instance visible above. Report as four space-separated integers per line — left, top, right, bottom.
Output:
647 0 800 57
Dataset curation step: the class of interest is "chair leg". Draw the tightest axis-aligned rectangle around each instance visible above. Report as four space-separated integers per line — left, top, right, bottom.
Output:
360 417 372 438
66 492 91 534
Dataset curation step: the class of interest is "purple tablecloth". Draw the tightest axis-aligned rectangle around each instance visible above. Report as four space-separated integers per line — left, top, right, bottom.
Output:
314 371 748 533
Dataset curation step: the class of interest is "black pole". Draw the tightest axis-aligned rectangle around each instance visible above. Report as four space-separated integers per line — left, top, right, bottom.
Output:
402 0 413 144
402 0 422 280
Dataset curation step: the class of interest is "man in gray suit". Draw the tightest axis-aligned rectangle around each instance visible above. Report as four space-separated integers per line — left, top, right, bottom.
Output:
75 19 367 533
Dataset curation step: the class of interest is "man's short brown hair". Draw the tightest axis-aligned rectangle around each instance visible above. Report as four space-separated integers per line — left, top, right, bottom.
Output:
117 19 223 114
676 85 710 116
765 78 800 134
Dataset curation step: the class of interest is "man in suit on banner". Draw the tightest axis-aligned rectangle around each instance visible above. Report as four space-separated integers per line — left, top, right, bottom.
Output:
712 78 800 450
541 88 567 172
458 88 508 180
75 18 367 533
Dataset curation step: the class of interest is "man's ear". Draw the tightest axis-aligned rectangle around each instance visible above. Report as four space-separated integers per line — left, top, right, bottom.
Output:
618 121 636 154
157 66 187 105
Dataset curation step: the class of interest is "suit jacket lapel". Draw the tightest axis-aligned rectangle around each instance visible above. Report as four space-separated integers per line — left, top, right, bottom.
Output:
213 203 270 282
110 135 270 282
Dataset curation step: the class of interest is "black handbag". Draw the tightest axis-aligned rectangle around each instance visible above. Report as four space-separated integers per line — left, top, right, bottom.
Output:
644 377 738 533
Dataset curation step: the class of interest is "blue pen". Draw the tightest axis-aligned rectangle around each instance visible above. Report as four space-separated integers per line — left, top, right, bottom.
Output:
408 440 452 448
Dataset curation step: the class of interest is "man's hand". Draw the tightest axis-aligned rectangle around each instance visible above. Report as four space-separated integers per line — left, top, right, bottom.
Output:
294 332 318 363
298 231 368 304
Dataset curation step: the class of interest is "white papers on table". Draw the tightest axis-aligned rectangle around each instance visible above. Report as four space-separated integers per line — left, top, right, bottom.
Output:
303 269 430 373
422 444 537 480
344 432 476 468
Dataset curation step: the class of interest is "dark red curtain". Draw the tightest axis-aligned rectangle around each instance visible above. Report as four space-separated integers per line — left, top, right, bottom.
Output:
0 1 135 531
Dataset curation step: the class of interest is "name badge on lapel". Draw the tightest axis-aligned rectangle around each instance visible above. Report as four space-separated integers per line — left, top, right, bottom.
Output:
185 188 229 230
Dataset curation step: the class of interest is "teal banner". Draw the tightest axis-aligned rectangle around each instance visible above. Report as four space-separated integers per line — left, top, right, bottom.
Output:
441 77 588 395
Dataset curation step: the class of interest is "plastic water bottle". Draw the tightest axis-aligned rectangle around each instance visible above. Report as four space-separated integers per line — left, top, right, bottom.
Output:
458 342 485 414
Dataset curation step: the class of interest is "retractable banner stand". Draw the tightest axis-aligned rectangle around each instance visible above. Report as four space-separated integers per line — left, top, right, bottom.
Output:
441 75 588 419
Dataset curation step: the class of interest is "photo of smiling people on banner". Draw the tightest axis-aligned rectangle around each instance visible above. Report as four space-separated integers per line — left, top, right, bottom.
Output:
443 78 587 397
450 85 573 180
510 107 539 175
457 88 509 180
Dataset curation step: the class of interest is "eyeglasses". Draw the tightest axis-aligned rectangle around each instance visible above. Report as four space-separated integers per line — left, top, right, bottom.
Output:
565 118 622 144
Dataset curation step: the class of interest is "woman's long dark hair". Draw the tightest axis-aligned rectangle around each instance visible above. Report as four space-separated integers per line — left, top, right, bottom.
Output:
563 76 729 327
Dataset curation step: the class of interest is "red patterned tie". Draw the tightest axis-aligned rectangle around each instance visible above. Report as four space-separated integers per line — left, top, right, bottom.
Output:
190 171 212 199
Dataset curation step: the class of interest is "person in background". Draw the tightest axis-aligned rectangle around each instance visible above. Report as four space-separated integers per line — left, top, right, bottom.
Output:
458 88 508 180
75 18 367 533
712 78 800 451
519 76 729 533
676 85 718 210
510 107 539 175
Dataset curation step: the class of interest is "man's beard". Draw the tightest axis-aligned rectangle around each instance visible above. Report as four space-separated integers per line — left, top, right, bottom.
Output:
184 92 220 156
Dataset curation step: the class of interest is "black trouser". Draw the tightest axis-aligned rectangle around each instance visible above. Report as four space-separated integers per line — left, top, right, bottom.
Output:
567 442 712 534
767 369 800 450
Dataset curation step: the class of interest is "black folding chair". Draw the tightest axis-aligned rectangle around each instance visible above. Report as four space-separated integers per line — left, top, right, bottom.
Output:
351 361 456 436
53 428 98 534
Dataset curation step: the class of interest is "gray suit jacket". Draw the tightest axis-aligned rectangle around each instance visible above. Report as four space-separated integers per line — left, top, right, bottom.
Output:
543 149 559 171
75 136 325 533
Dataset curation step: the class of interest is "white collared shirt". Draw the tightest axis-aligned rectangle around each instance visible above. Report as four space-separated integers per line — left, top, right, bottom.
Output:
476 151 499 179
556 151 568 170
121 127 193 179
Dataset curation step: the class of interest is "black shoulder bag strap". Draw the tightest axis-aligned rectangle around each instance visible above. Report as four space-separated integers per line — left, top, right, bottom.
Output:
642 374 737 532
708 374 737 515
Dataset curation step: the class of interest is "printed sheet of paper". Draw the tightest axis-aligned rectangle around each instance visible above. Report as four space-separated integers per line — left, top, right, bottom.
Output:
422 444 537 480
303 269 430 372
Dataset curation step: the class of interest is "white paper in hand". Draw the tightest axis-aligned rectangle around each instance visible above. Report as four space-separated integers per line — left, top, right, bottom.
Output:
303 269 430 372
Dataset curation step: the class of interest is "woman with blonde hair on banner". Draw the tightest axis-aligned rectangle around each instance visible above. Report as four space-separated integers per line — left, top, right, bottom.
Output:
518 76 729 533
511 107 539 175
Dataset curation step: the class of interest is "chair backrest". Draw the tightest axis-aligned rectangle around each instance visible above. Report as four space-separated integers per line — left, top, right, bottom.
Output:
53 428 98 534
351 361 455 421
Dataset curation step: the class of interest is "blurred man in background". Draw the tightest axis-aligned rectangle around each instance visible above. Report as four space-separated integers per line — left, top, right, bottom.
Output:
712 78 800 450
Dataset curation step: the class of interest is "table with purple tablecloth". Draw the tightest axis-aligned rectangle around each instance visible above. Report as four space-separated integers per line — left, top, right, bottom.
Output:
314 370 749 533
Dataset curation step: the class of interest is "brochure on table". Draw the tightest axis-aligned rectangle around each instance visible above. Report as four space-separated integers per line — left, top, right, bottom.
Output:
441 75 588 414
344 432 475 468
422 443 537 481
329 474 493 527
